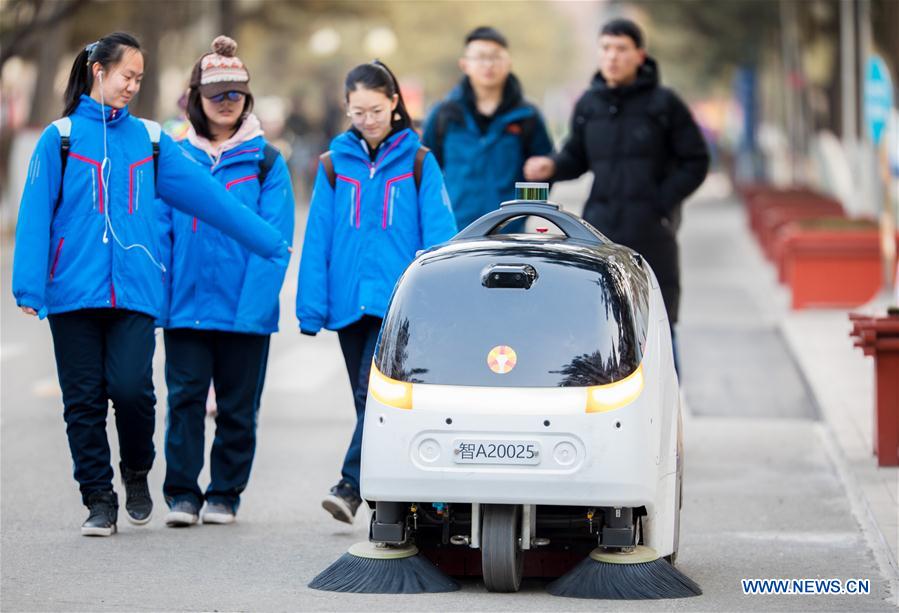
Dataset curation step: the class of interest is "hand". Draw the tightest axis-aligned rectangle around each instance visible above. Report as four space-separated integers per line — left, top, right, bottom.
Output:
20 307 37 316
524 156 555 181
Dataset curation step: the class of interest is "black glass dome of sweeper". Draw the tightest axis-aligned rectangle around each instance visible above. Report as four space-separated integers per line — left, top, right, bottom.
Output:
375 186 652 388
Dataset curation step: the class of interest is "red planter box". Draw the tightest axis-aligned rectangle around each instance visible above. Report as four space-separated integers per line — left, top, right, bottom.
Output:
774 217 877 284
849 313 899 466
745 188 836 240
758 204 846 261
780 224 892 309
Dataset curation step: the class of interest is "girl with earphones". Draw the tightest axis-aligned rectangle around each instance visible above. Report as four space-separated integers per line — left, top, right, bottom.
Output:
11 32 290 537
160 36 295 528
297 61 457 524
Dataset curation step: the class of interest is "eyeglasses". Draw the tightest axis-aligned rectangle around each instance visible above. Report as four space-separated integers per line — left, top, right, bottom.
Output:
463 54 507 66
208 91 245 103
347 108 389 122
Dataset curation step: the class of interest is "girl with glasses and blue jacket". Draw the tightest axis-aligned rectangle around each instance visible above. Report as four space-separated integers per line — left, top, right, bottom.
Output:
11 32 289 537
297 61 457 525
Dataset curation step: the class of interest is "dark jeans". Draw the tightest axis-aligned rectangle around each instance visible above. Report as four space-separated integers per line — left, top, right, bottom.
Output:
162 329 270 511
48 309 156 505
336 316 382 493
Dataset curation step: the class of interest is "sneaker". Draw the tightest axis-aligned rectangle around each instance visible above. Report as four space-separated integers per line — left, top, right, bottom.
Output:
202 501 236 525
322 481 362 524
82 490 118 537
165 499 200 527
120 462 152 525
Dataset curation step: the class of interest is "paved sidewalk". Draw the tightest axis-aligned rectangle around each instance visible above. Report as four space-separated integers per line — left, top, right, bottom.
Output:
678 177 898 597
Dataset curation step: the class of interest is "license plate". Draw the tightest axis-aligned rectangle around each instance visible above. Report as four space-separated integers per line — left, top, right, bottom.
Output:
452 440 541 465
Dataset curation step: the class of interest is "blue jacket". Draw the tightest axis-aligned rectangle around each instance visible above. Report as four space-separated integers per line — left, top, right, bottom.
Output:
12 95 287 320
297 128 457 334
422 75 554 229
164 135 295 335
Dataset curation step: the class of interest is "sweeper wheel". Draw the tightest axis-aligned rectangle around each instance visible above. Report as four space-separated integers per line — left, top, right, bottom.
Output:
481 504 523 592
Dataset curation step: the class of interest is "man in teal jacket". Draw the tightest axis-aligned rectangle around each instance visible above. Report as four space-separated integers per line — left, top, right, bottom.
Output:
422 26 553 230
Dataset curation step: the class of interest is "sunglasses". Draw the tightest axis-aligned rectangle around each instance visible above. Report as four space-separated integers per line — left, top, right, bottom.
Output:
208 91 245 103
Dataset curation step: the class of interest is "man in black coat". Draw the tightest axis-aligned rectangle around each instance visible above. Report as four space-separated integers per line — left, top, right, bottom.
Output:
525 18 708 337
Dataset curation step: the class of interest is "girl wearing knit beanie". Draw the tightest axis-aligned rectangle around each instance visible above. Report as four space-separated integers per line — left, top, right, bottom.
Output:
161 36 295 528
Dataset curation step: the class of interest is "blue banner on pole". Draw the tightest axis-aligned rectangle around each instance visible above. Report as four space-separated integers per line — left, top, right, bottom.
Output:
864 55 893 147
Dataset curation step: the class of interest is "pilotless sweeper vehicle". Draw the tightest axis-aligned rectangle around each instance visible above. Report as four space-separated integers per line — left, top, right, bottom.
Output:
310 184 699 598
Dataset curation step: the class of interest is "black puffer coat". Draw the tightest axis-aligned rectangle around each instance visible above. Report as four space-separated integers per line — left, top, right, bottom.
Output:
552 57 709 324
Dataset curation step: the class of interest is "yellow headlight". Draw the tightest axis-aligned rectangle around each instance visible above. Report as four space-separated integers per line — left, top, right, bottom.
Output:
585 364 644 413
369 362 413 410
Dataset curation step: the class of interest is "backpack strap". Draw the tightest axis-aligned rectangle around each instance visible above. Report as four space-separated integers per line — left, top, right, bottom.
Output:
517 110 538 158
138 118 161 183
51 117 72 210
432 102 463 168
52 117 72 175
319 151 336 189
414 145 429 192
257 143 280 186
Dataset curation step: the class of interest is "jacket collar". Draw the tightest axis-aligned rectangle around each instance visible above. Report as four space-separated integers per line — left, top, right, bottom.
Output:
72 93 130 124
182 133 266 169
589 56 660 100
447 74 532 133
331 127 418 170
457 73 524 118
186 113 264 163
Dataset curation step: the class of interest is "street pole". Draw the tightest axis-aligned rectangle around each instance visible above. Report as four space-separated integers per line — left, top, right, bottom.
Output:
840 0 859 210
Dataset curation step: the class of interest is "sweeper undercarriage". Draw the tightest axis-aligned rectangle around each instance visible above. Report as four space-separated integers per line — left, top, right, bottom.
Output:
369 500 678 592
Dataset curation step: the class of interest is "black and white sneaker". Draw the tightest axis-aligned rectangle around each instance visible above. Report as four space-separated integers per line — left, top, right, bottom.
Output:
120 462 152 525
322 481 362 524
82 490 118 537
202 501 236 525
165 499 200 527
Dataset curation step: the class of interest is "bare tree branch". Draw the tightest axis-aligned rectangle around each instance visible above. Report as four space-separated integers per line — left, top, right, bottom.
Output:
0 0 89 68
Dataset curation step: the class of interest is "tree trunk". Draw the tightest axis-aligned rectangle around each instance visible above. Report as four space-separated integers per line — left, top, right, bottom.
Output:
28 19 68 124
219 0 237 37
132 0 160 119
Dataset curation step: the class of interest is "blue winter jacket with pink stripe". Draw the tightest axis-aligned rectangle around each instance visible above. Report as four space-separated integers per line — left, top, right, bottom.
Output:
296 128 457 333
164 136 295 335
12 95 287 319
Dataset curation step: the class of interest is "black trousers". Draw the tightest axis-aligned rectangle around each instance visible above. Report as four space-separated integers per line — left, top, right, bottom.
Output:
162 328 270 510
48 309 156 505
335 315 382 492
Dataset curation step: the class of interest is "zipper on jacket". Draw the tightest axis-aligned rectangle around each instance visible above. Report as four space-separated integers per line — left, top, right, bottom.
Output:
128 155 153 214
383 173 413 229
366 131 409 180
192 217 198 233
49 238 64 280
110 282 116 308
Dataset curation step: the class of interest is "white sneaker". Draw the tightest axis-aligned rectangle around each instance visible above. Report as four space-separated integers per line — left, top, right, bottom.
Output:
202 502 236 524
165 500 199 527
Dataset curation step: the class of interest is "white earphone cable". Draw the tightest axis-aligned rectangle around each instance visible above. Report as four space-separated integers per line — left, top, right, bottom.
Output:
97 70 166 274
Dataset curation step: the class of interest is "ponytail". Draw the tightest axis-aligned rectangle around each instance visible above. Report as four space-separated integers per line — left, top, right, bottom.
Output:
62 32 142 117
344 60 412 130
